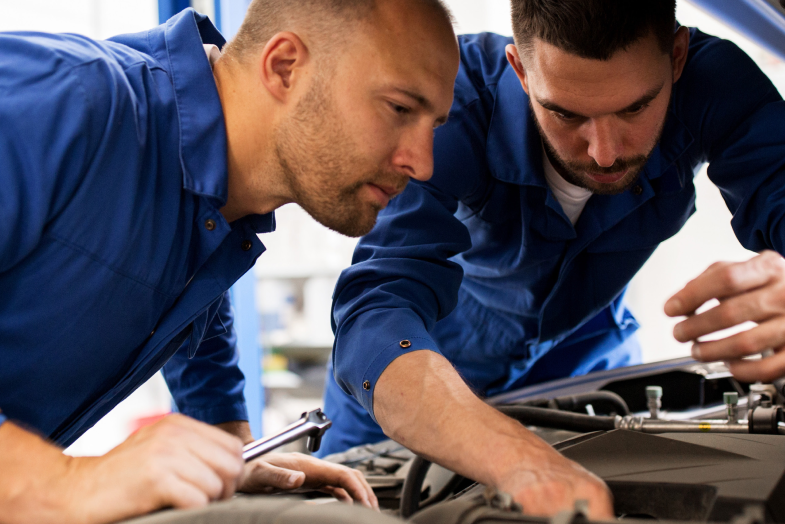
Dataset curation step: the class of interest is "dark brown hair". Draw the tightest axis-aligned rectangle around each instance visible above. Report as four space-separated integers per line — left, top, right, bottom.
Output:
511 0 677 61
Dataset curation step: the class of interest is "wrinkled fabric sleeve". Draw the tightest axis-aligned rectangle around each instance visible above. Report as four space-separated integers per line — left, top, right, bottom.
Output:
162 291 248 425
331 82 492 422
0 34 94 426
679 31 785 253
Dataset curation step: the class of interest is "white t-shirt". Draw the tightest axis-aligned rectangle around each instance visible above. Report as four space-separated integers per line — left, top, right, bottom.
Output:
542 146 592 225
204 44 221 68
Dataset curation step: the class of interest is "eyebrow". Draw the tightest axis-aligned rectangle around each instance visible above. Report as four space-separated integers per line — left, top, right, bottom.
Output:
535 82 665 118
390 86 450 126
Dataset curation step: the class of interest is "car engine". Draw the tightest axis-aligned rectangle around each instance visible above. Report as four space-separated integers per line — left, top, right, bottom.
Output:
318 358 785 523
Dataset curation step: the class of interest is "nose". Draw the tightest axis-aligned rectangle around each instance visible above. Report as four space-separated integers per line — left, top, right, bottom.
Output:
585 117 622 168
391 126 434 182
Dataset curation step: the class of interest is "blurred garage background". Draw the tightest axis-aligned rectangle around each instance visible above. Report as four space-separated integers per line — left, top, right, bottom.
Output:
1 0 780 456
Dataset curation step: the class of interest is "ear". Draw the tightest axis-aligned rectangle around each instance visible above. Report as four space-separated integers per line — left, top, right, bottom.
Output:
671 26 690 83
505 43 530 95
259 31 311 103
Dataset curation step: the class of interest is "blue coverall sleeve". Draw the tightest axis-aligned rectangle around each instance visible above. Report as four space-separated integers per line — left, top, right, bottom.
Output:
162 291 249 425
331 78 492 421
0 34 97 429
679 31 785 253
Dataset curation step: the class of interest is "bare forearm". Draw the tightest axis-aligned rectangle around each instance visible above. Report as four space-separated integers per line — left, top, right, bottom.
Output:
0 422 75 524
374 350 561 488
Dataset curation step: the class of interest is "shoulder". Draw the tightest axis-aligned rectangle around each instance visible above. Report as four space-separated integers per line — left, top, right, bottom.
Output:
454 33 515 106
673 28 780 150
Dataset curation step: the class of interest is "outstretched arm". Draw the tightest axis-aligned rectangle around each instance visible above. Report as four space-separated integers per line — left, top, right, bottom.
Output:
374 350 613 519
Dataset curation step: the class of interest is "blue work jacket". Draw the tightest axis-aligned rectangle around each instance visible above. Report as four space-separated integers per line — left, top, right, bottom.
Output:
0 10 270 447
331 29 785 423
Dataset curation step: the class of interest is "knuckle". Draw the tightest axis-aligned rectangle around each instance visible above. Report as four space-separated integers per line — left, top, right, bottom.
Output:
761 252 785 274
722 266 744 291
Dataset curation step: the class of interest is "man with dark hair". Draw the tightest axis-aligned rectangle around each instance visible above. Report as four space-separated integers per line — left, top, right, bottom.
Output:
0 0 457 522
323 0 785 518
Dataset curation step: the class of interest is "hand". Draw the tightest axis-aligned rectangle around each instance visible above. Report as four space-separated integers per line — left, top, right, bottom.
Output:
63 414 245 523
239 452 378 510
665 251 785 382
496 445 614 520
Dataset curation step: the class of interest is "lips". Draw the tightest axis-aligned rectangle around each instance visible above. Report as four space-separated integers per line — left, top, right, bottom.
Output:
584 168 629 184
369 183 403 199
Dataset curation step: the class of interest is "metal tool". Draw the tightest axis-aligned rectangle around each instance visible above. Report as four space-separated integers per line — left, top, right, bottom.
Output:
242 408 332 462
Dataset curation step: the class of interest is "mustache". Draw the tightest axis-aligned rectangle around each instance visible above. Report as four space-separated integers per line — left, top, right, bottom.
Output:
571 155 648 176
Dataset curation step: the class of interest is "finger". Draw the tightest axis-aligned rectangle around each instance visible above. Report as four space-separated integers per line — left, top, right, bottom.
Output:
241 459 305 493
167 448 227 501
155 472 211 510
727 349 785 383
167 425 244 492
321 486 353 504
671 289 772 342
690 319 785 361
167 415 245 456
261 453 377 509
665 253 782 317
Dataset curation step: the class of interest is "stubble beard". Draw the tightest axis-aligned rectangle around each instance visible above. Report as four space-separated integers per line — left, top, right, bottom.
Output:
274 76 398 238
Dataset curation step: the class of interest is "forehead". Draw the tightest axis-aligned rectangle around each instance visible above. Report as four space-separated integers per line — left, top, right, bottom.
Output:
526 34 671 116
342 3 458 106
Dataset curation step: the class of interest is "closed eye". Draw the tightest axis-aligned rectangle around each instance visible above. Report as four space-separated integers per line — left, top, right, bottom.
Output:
622 103 649 115
551 110 581 122
389 102 411 115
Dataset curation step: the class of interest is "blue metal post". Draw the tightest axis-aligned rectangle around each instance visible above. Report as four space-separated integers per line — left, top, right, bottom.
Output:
216 0 252 39
688 0 785 61
231 271 263 439
214 0 263 439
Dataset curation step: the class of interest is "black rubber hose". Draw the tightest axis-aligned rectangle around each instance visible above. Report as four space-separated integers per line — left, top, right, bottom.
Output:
497 405 617 432
400 455 431 518
514 391 630 416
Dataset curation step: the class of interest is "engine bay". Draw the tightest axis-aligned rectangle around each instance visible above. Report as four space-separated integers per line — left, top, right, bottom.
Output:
318 358 785 523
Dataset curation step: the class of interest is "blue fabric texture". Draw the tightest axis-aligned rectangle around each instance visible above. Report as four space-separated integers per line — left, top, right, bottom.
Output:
324 28 785 453
0 9 273 447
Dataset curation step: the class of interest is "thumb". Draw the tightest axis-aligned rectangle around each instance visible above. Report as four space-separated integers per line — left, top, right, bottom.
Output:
243 460 306 493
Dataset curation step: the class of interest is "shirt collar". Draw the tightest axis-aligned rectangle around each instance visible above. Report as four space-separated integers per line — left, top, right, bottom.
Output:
486 66 547 187
163 8 229 204
162 10 276 234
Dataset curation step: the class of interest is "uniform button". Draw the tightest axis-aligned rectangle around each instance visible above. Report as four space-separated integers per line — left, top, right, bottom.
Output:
204 219 216 231
631 184 643 196
241 239 253 251
400 339 412 348
363 380 371 391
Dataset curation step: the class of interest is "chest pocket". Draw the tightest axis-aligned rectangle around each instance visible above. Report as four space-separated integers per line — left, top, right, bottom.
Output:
187 294 228 358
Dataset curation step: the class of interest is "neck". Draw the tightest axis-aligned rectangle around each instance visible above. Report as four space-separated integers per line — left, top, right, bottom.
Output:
213 56 293 223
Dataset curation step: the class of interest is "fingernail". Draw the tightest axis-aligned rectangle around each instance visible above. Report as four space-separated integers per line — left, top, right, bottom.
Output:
692 343 701 360
287 473 300 487
673 324 683 340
